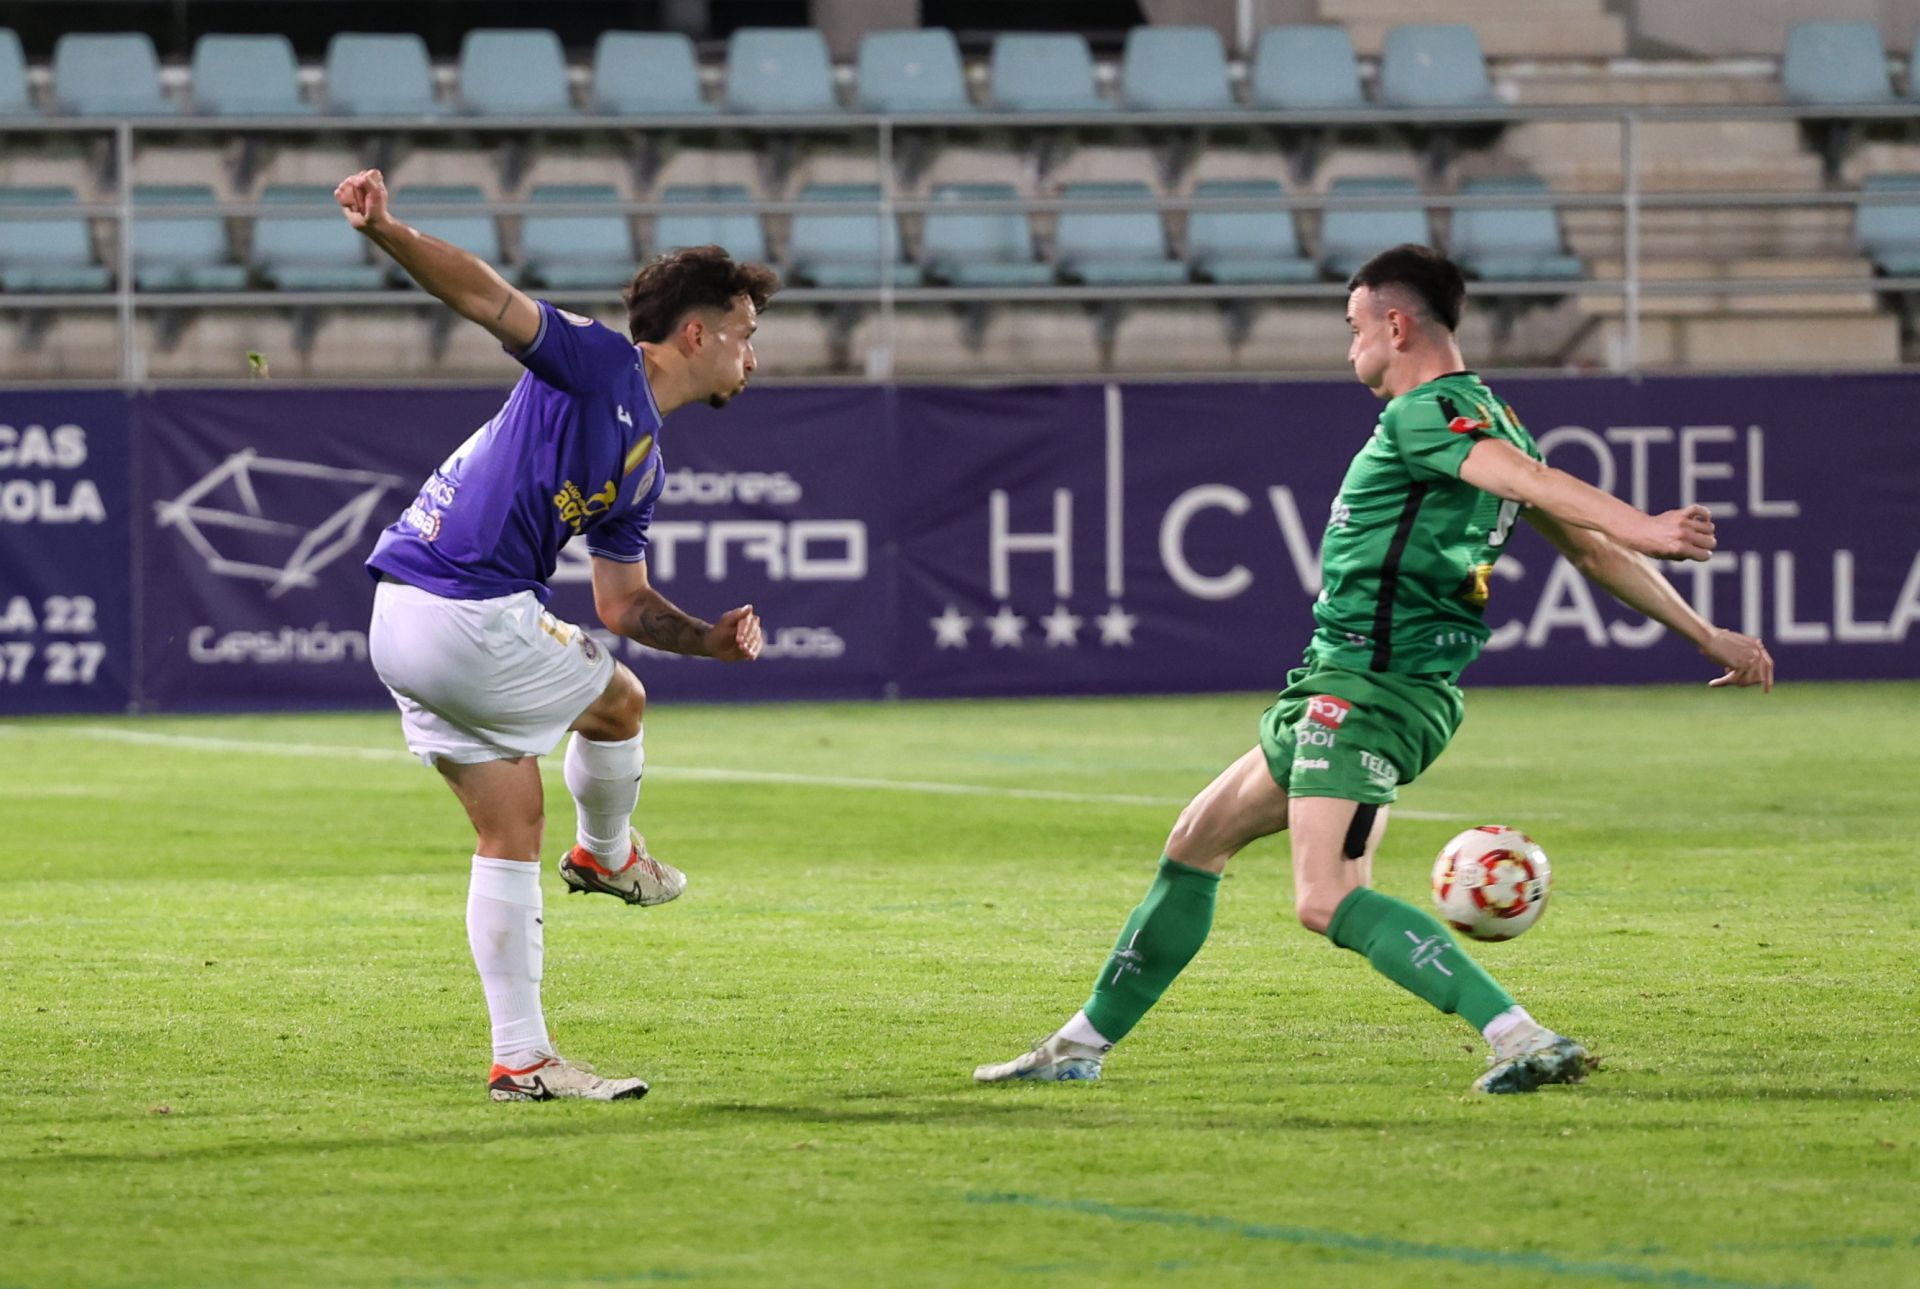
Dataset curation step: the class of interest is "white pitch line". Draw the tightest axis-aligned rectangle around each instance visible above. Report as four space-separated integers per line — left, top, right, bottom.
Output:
22 725 1476 818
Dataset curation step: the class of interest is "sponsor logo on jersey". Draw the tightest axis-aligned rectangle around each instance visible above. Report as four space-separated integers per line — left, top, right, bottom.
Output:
1307 695 1352 728
1437 392 1492 436
1358 750 1400 791
1459 562 1494 608
1295 757 1330 771
615 405 634 429
623 434 655 476
553 478 618 532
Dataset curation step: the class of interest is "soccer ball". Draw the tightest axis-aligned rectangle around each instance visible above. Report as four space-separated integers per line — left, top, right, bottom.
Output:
1431 825 1552 942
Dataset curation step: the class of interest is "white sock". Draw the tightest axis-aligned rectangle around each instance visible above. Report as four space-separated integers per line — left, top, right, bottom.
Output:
1482 1005 1537 1049
564 730 644 866
466 855 549 1066
1058 1010 1115 1050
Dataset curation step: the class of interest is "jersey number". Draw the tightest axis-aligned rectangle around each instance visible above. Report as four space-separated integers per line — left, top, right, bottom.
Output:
1488 498 1522 549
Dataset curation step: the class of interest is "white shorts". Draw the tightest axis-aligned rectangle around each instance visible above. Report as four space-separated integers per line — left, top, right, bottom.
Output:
369 579 615 767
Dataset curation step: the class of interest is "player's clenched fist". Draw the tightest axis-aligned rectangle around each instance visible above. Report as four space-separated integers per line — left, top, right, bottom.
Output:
1634 503 1716 562
706 605 762 662
334 169 391 231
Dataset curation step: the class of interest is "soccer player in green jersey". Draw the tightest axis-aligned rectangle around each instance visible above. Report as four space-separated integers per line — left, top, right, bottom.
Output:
974 244 1775 1094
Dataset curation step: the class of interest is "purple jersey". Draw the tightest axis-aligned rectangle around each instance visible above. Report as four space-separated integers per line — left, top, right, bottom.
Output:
366 302 667 602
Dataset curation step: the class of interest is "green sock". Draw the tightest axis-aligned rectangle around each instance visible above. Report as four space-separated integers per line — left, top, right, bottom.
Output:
1081 856 1221 1043
1326 887 1514 1030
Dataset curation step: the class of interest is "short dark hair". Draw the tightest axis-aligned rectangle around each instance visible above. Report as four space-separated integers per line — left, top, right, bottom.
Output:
622 245 780 344
1346 244 1466 332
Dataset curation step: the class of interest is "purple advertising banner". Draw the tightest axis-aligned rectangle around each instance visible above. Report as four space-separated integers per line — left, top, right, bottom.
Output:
0 390 134 714
15 372 1920 715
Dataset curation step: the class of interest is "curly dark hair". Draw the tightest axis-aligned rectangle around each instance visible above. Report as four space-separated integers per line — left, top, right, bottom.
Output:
622 245 780 344
1346 244 1466 332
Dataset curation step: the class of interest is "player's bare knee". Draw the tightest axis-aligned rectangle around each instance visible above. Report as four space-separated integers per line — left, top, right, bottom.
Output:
1294 887 1343 936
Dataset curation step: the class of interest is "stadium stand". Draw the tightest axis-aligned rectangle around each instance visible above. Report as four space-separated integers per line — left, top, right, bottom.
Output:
1249 26 1366 110
1186 179 1319 284
1449 177 1583 281
520 184 635 288
919 183 1053 286
1319 177 1432 278
591 33 712 115
1854 173 1920 275
1377 25 1495 108
459 29 577 118
655 185 767 261
252 185 385 289
0 29 36 116
1054 181 1187 285
988 34 1110 112
1121 27 1234 112
393 185 512 283
725 28 840 114
1782 22 1895 105
323 34 443 116
190 35 309 116
788 184 916 288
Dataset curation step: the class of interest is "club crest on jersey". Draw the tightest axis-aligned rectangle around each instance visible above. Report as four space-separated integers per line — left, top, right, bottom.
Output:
1307 695 1352 729
557 309 595 327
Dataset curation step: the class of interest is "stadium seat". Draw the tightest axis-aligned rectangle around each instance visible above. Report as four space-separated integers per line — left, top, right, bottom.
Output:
0 29 35 116
1054 181 1186 285
1448 177 1582 281
1319 177 1432 279
324 34 444 116
919 183 1052 287
989 34 1110 112
1249 26 1366 110
132 185 247 290
392 185 515 284
190 35 309 115
787 184 916 288
1853 173 1920 274
52 33 175 116
1782 22 1894 105
0 187 111 291
1187 180 1317 284
1121 26 1234 112
252 185 385 289
655 185 767 261
460 30 576 116
725 29 839 114
592 32 712 114
521 185 636 289
857 29 972 113
1378 26 1494 108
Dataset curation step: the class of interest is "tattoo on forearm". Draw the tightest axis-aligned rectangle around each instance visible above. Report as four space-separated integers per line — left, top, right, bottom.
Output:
626 602 712 656
492 292 512 321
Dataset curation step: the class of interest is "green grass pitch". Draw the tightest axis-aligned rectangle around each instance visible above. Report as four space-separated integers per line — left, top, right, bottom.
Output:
1 682 1914 1289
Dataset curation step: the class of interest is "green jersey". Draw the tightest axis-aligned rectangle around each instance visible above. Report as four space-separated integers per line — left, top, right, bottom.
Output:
1310 372 1542 680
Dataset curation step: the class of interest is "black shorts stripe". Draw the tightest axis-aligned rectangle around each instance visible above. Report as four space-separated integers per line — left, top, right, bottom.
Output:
1371 482 1429 671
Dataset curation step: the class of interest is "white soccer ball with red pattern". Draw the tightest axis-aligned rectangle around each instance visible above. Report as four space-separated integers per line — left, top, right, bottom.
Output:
1430 825 1552 942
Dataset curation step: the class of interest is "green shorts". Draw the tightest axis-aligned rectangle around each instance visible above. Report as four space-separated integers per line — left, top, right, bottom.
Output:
1257 661 1465 804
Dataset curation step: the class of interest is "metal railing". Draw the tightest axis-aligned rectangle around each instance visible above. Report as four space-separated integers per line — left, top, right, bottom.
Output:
1 101 1917 383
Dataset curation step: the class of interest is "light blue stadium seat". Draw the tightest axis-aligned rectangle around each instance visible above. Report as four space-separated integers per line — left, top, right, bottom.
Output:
787 184 915 288
593 32 712 114
989 34 1110 112
0 29 35 116
1055 181 1186 285
460 29 576 116
392 185 517 284
857 29 972 113
725 29 839 114
1320 177 1432 279
1378 25 1494 108
920 184 1051 287
324 33 444 116
1783 22 1894 105
1449 178 1582 281
252 185 385 290
1250 26 1366 110
1122 26 1233 111
0 188 111 291
191 34 309 115
522 185 635 289
132 185 247 290
655 186 767 261
52 33 175 116
1854 173 1920 275
1187 180 1317 284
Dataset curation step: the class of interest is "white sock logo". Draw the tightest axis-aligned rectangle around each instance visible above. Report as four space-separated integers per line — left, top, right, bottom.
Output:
1405 930 1455 976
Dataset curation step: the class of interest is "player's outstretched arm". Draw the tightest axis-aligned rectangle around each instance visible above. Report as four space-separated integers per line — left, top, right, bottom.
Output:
1460 437 1715 562
590 556 762 661
1524 508 1774 692
333 168 540 350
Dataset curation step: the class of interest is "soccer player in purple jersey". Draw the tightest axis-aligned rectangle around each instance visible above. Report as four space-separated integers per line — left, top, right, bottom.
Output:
336 168 777 1102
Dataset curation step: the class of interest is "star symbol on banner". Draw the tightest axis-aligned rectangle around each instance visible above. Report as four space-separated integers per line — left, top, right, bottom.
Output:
1039 604 1082 647
929 604 972 649
986 603 1028 648
1095 603 1138 647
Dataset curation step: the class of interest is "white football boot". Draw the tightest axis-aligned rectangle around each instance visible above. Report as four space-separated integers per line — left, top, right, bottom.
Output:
1473 1022 1592 1094
488 1052 649 1102
973 1033 1111 1083
558 829 687 907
